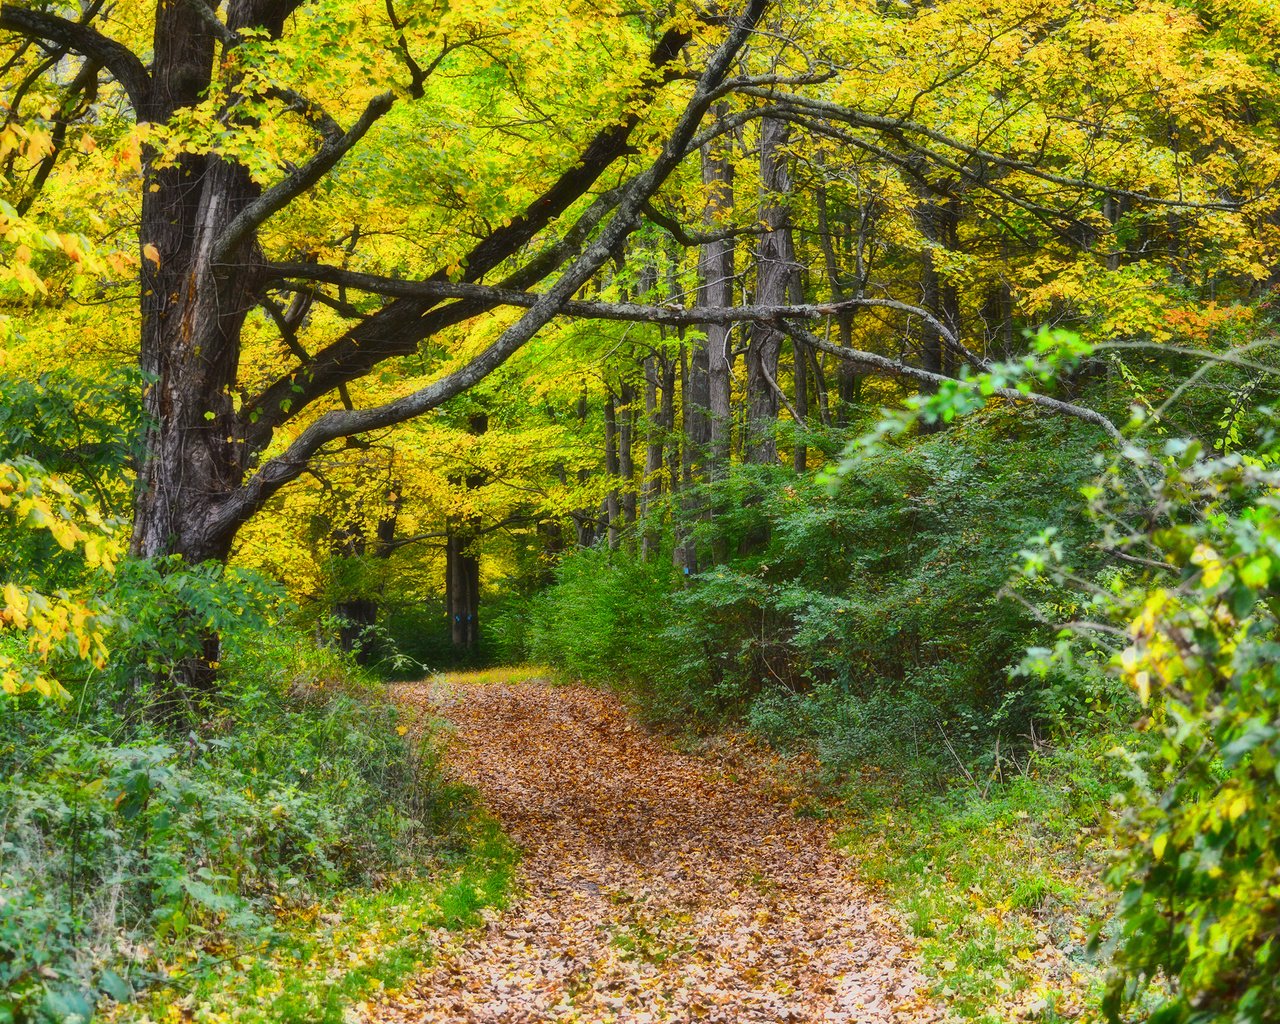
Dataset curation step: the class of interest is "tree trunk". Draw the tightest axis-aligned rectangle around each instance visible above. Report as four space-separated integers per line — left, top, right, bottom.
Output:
641 355 664 559
700 102 735 480
815 176 860 423
574 385 598 547
744 117 796 465
619 382 637 531
676 343 698 574
916 192 962 393
793 334 809 473
446 412 487 650
445 531 480 650
604 391 621 550
331 484 400 662
126 3 290 701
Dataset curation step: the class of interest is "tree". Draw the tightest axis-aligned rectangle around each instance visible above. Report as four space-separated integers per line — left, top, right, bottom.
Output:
0 0 771 689
6 0 1277 686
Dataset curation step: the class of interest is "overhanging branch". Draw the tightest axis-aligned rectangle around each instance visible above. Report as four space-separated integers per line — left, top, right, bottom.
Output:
212 91 395 263
781 320 1123 441
0 4 151 113
210 0 773 542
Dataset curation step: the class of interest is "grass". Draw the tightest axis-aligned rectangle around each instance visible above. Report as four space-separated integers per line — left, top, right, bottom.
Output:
837 739 1120 1022
111 803 517 1024
433 664 558 687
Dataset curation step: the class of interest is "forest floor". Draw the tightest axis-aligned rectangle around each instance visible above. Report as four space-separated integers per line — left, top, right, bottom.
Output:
364 673 941 1024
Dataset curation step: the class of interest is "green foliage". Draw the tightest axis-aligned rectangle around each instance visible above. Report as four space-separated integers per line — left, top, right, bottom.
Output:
524 410 1110 769
524 547 682 701
863 328 1280 1023
99 557 284 693
0 622 472 1023
1 456 120 699
1074 446 1280 1024
0 368 141 514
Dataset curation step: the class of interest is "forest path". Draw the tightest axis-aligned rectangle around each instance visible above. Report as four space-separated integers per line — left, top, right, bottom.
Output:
369 676 940 1024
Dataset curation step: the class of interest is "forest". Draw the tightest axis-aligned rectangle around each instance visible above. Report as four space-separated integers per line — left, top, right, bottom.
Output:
2 0 1280 1021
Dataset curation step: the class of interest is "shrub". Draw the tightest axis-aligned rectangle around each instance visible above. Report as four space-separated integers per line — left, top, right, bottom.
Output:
522 411 1107 764
1073 445 1280 1024
0 622 450 1024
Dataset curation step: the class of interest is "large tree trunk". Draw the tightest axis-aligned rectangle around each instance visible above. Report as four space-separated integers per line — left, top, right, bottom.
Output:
130 2 303 569
125 3 288 701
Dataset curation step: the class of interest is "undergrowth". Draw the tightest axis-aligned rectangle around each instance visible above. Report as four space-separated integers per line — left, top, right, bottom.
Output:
0 624 511 1024
838 737 1124 1022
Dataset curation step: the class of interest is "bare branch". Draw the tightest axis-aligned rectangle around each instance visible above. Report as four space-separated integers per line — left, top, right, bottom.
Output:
182 0 238 47
264 261 991 374
642 200 763 246
760 360 805 427
781 320 1124 441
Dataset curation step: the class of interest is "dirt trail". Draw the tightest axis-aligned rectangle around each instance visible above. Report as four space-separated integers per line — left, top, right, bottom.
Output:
371 679 941 1024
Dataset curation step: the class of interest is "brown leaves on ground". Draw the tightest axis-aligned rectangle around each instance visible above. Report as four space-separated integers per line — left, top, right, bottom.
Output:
368 679 943 1024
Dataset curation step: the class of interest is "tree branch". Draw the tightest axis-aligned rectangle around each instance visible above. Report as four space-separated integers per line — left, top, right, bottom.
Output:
263 261 990 373
212 92 395 263
642 200 763 246
182 0 238 47
236 27 694 438
209 0 772 543
781 319 1124 441
0 4 151 114
746 89 1243 212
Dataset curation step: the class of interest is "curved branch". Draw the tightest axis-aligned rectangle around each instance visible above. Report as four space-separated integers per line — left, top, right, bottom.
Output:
641 200 763 246
0 4 150 114
781 320 1123 441
237 27 694 438
262 262 990 371
212 92 395 263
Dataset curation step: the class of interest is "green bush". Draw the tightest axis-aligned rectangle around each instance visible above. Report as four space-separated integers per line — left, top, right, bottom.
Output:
847 328 1280 1023
522 412 1109 766
1073 445 1280 1024
525 547 681 693
0 621 451 1024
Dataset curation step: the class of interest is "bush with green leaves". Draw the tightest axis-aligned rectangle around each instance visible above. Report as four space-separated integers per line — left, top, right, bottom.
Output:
0 616 451 1024
859 328 1280 1023
1048 444 1280 1024
524 408 1108 769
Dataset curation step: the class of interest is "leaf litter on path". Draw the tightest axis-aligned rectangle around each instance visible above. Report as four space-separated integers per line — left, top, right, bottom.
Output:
363 679 943 1024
